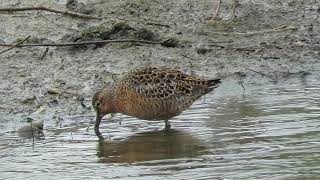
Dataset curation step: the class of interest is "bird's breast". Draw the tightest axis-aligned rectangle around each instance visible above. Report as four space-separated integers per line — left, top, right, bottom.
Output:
116 91 189 120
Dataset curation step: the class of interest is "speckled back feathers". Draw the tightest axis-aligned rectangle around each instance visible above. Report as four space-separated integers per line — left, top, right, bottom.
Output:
118 66 221 100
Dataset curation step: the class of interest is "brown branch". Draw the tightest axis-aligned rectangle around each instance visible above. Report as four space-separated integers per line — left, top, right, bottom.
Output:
0 38 262 52
0 36 31 55
0 39 161 47
0 6 102 20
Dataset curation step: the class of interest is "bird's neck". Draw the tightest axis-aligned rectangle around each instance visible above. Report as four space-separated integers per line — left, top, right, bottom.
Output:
100 88 119 114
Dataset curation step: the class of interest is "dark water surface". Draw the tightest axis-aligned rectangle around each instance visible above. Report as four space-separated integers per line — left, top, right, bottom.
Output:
0 75 320 179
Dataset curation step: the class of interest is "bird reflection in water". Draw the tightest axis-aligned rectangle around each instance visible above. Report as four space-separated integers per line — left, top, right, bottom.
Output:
96 129 206 163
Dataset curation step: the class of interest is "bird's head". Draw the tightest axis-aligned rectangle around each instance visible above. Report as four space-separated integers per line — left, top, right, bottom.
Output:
92 89 114 139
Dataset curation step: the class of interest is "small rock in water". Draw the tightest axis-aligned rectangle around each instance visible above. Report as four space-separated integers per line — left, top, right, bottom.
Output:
215 156 224 160
17 120 45 139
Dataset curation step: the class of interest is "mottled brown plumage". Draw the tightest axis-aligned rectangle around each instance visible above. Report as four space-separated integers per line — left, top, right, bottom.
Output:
92 66 221 138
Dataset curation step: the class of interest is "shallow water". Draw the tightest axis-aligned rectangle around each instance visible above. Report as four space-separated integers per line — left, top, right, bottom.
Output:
0 75 320 180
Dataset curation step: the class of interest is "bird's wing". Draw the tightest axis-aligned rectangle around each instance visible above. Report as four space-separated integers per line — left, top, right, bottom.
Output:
122 67 218 100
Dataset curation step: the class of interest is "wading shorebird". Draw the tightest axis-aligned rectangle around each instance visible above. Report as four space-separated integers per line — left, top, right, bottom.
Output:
92 66 221 138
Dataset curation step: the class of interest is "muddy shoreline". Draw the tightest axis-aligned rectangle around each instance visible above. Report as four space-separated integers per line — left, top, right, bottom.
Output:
0 1 320 179
0 0 319 123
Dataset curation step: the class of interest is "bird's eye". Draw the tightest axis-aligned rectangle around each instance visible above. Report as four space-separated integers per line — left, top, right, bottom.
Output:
96 102 101 108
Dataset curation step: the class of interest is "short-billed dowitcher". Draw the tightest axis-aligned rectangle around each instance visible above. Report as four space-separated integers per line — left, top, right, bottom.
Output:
92 66 221 138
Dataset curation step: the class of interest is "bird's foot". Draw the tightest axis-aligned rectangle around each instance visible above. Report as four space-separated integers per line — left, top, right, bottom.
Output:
164 120 171 131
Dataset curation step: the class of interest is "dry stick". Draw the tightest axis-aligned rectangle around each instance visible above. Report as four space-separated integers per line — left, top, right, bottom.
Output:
0 6 102 20
240 83 246 93
232 0 237 18
200 25 297 36
40 47 49 60
0 36 31 54
30 121 35 147
142 16 170 28
0 39 261 52
70 132 73 140
207 44 259 51
212 0 221 19
242 25 298 35
146 22 170 28
0 39 160 47
247 69 269 77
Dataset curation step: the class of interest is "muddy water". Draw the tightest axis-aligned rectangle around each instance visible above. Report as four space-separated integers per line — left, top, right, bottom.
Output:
0 74 320 180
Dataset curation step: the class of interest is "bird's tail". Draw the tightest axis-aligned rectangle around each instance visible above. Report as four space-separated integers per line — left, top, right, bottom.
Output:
208 78 221 88
203 78 221 94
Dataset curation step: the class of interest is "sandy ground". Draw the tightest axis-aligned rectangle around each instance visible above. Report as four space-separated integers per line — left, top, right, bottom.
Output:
0 0 319 122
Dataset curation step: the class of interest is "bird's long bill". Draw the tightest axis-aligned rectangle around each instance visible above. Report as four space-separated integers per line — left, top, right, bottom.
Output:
94 112 103 138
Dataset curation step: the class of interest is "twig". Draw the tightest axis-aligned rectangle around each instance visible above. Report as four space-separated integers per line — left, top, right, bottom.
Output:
0 39 160 47
240 82 246 93
47 88 83 99
81 102 91 110
0 36 31 55
198 25 298 36
208 40 233 44
230 47 259 51
47 88 62 95
29 119 35 147
86 124 91 132
207 44 226 48
0 6 102 20
0 39 262 51
146 22 170 28
87 1 107 6
204 45 260 52
247 69 268 77
232 0 237 18
40 47 49 60
70 132 73 140
212 0 221 19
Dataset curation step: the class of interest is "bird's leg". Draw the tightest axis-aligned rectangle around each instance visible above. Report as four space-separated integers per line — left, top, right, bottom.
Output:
164 120 171 131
